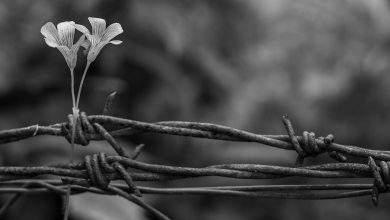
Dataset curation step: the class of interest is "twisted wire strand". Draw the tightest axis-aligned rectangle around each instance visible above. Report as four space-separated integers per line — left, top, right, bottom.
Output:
0 154 388 200
2 115 390 161
1 113 390 218
0 179 388 200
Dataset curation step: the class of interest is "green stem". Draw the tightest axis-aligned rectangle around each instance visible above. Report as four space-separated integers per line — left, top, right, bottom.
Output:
75 61 91 109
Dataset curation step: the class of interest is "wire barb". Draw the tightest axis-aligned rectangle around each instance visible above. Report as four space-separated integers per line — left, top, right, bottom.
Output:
102 92 117 115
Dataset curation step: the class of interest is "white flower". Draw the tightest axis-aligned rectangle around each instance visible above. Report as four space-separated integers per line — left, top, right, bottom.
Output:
75 17 123 62
41 21 85 69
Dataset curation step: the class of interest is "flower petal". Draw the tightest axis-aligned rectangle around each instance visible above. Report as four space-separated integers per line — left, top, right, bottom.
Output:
56 46 75 69
57 21 76 48
80 38 91 49
72 35 85 51
73 35 90 55
81 39 91 55
41 22 61 47
44 37 59 48
101 23 123 42
74 24 95 47
74 24 91 36
88 17 106 36
87 41 108 62
57 45 71 56
109 40 122 45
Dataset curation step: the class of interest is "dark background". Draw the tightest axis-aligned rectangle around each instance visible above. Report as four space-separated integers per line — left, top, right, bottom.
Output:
1 0 390 219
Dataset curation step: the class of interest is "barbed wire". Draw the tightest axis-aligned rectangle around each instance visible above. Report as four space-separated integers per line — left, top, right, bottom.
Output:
1 109 390 219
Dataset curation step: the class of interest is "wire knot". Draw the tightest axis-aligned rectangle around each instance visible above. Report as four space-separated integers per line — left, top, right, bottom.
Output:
282 115 347 166
368 157 390 206
300 131 322 157
283 115 324 166
62 112 95 146
83 153 142 197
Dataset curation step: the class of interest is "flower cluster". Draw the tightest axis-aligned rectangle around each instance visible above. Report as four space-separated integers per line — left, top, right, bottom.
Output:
41 17 123 69
40 17 123 113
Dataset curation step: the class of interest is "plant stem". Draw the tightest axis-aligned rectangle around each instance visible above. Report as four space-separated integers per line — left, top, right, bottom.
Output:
63 68 78 220
63 60 91 219
75 61 91 109
70 68 78 163
64 61 92 220
70 69 76 109
70 108 79 163
63 186 71 220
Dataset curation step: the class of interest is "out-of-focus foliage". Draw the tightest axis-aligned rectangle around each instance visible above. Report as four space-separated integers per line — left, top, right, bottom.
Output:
1 0 390 219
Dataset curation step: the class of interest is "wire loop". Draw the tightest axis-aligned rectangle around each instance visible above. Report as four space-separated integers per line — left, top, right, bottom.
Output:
62 112 95 146
77 153 142 196
367 157 390 206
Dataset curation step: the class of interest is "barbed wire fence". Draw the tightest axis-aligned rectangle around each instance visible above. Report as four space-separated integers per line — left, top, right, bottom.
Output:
0 95 390 219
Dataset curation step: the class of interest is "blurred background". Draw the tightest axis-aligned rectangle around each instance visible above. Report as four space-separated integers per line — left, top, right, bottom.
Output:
1 0 390 219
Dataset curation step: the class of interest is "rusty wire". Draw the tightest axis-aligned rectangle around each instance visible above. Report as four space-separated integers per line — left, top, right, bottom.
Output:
1 110 390 219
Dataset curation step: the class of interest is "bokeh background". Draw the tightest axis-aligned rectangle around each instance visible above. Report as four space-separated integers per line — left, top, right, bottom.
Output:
1 0 390 219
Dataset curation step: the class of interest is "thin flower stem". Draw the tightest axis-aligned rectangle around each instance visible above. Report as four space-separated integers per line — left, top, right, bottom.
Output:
70 69 76 108
70 109 78 163
62 185 71 220
63 60 91 220
75 61 91 109
63 68 78 220
69 67 78 163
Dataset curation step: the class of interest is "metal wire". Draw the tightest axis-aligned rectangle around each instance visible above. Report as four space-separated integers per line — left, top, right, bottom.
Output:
1 112 390 219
